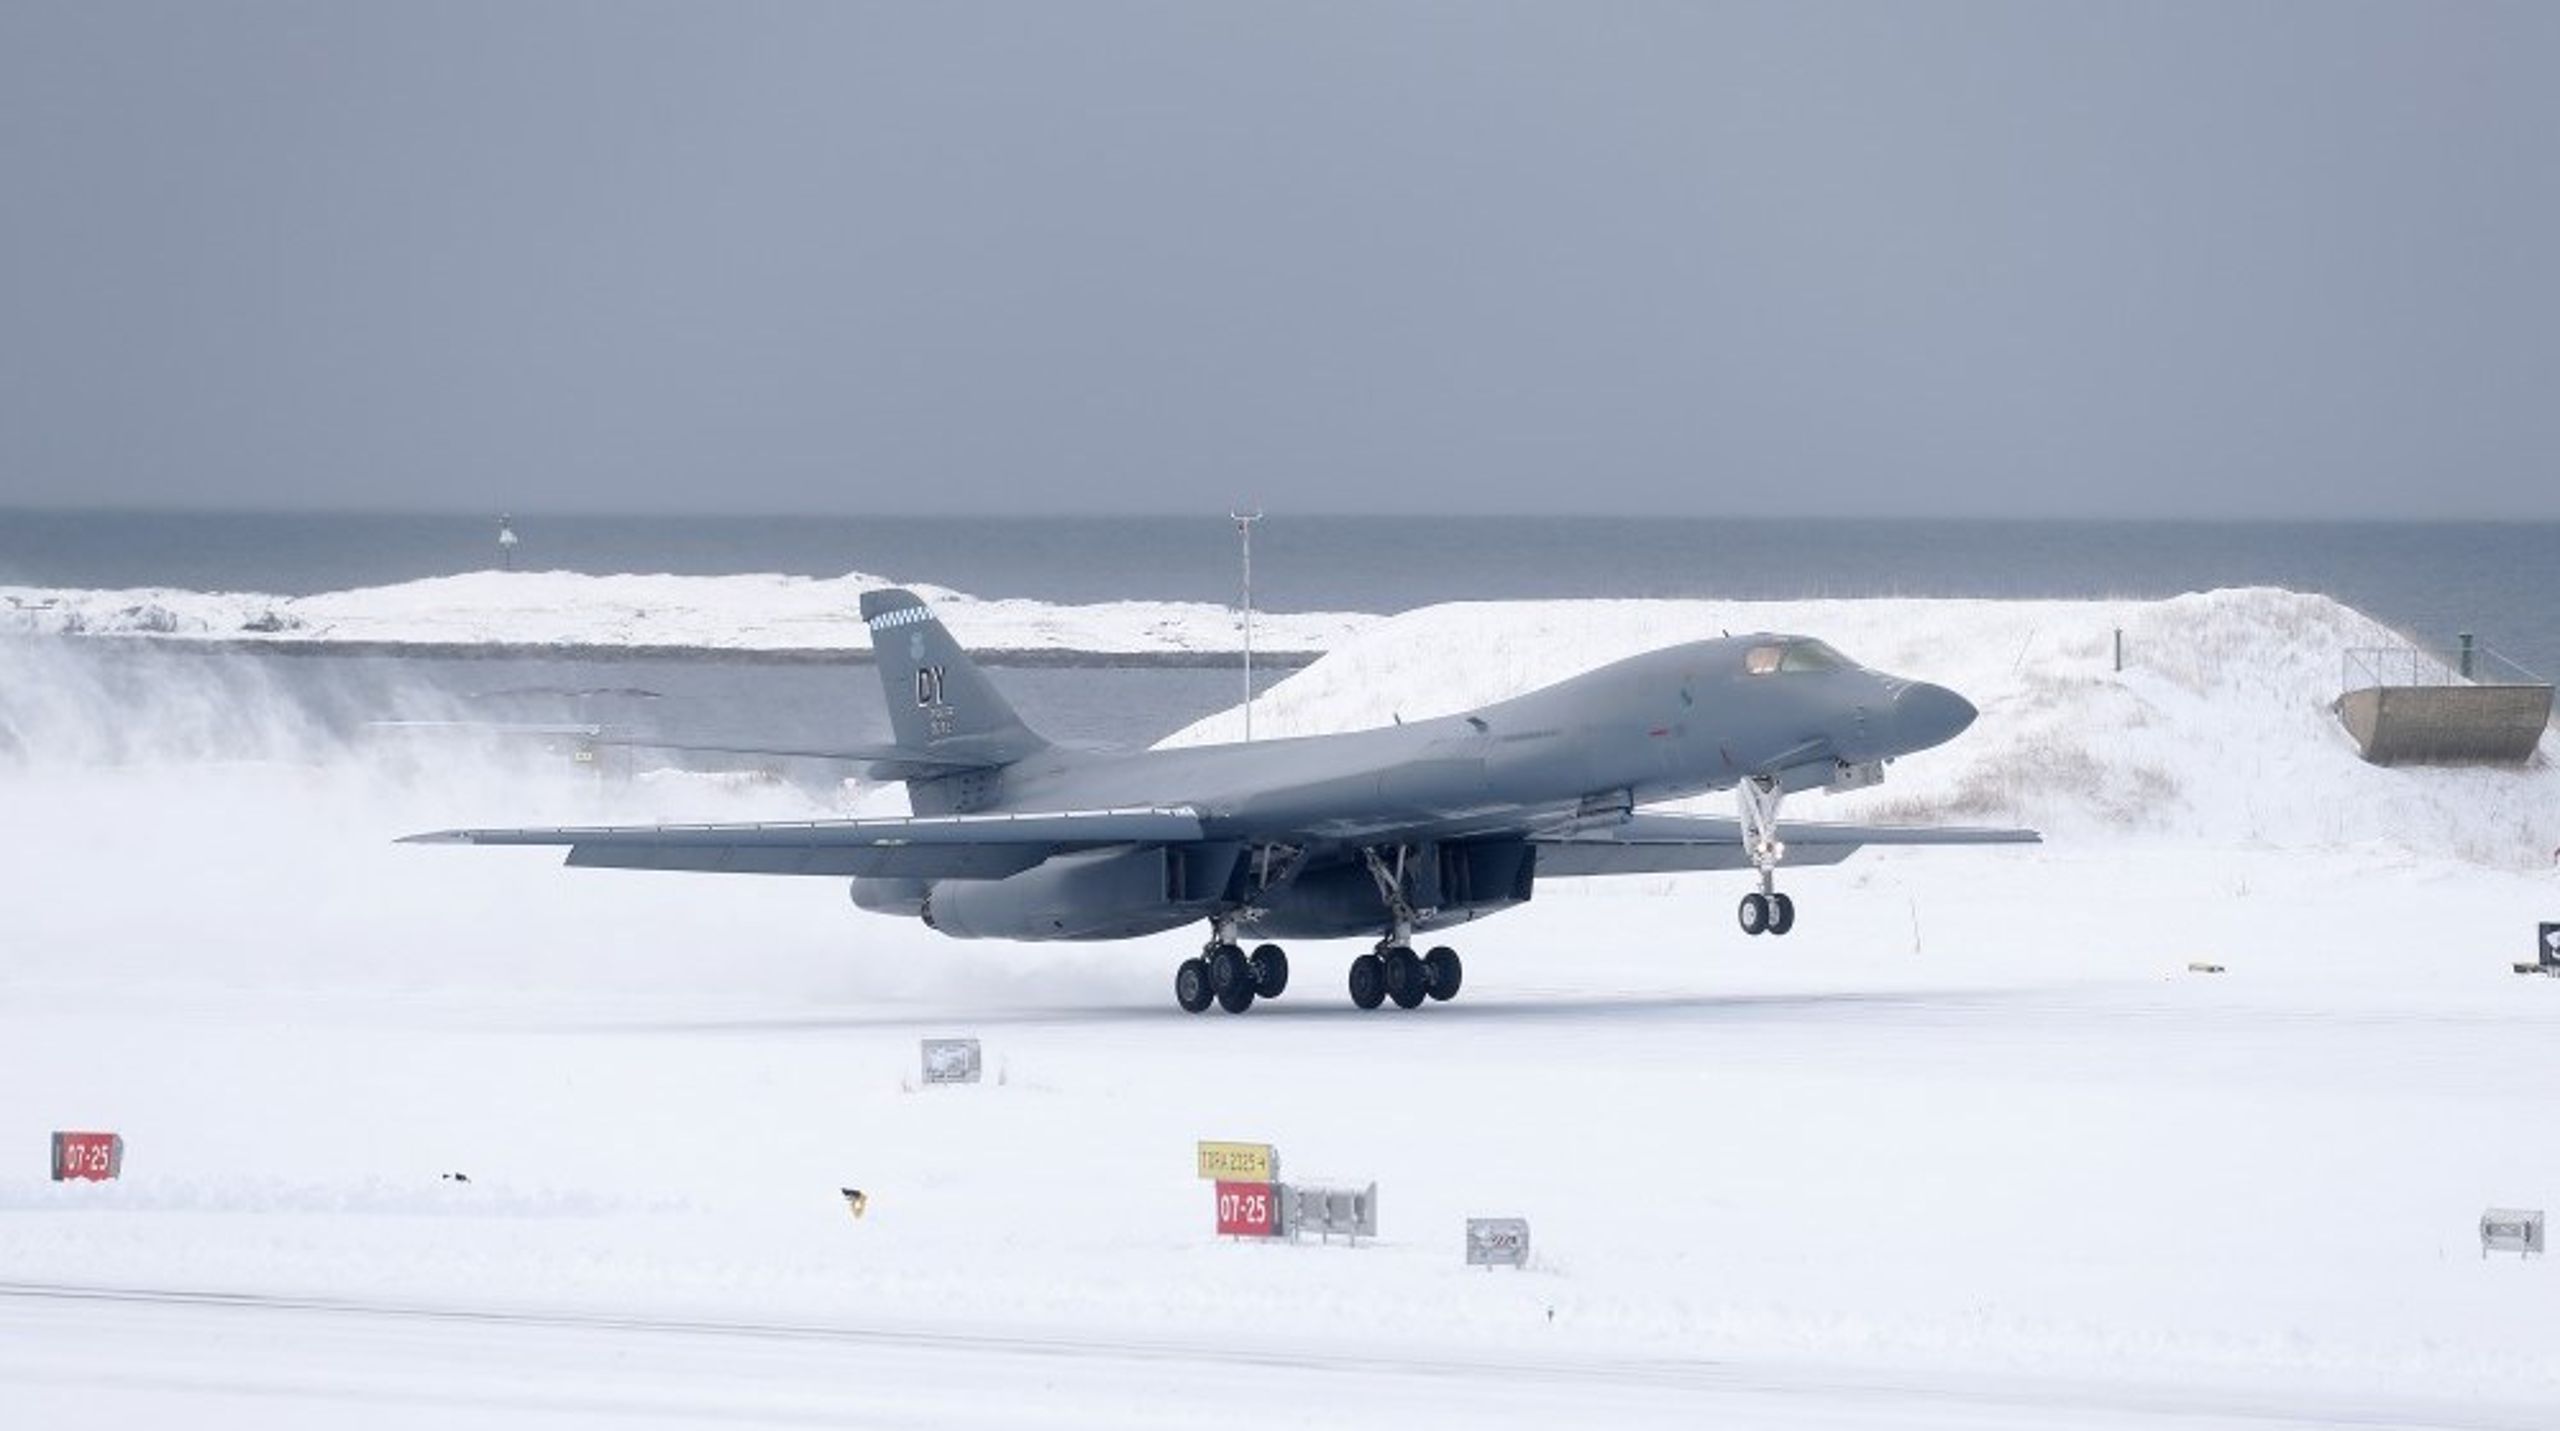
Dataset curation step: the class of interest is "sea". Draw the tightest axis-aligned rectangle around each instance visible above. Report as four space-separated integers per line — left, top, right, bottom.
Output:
4 509 2553 755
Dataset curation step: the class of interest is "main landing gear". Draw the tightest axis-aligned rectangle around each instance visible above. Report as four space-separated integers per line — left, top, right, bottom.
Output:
1175 923 1289 1015
1345 845 1463 1011
1174 933 1462 1015
1174 841 1475 1015
1347 943 1462 1011
1736 774 1798 938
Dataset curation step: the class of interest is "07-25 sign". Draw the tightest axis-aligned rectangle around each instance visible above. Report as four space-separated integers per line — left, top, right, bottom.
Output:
52 1131 124 1182
1215 1180 1276 1237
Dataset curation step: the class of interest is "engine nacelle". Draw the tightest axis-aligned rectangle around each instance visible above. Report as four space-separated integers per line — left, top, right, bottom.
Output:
918 843 1244 942
849 877 930 917
1252 838 1537 939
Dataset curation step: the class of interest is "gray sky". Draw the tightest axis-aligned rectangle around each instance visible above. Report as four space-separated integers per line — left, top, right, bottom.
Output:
2 2 2552 518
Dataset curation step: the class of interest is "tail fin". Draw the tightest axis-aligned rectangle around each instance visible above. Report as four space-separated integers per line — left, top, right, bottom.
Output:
860 588 1048 766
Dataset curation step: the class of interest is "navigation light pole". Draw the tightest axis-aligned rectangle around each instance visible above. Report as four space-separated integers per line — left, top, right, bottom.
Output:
1231 509 1262 742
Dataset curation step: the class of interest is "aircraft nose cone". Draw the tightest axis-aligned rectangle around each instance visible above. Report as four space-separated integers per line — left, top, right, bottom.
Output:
1892 681 1977 752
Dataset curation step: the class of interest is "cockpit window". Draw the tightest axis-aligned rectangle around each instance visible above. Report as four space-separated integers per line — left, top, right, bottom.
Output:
1747 640 1852 675
1780 640 1851 673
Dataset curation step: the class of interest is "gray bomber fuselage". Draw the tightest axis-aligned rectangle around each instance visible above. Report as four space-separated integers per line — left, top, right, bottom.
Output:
941 635 1968 838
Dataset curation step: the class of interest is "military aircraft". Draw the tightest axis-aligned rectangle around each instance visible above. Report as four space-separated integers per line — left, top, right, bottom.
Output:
406 589 2036 1013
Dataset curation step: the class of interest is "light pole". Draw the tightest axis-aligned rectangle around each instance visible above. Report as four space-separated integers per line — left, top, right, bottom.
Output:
1231 509 1262 741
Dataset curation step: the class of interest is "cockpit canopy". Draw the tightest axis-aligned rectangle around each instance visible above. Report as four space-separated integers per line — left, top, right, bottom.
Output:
1743 639 1855 676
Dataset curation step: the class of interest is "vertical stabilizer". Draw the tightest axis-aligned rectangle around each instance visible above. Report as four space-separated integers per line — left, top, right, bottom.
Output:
859 589 1048 765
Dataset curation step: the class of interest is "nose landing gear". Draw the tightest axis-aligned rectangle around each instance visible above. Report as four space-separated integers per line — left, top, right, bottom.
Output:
1737 890 1796 937
1736 775 1799 938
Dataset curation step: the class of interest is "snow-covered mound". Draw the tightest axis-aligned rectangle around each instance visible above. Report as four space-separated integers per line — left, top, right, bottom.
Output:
0 569 1375 655
1163 588 2560 868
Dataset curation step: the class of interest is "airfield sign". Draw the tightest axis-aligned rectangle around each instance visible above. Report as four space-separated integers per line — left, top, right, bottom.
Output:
1215 1181 1278 1238
919 1038 982 1085
51 1131 123 1182
1197 1141 1277 1182
1465 1217 1531 1268
2482 1208 2545 1258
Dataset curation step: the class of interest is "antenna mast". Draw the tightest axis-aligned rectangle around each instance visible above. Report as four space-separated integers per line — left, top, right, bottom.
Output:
1231 508 1263 741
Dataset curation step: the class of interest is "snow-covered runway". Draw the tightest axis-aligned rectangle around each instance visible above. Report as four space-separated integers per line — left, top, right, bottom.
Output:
10 1277 2543 1431
7 852 2557 1428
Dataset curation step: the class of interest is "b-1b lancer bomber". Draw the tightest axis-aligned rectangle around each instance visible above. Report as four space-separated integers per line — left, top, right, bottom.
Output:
407 589 2036 1013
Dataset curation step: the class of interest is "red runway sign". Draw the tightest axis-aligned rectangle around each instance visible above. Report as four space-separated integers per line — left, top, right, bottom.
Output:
52 1131 123 1182
1215 1180 1275 1237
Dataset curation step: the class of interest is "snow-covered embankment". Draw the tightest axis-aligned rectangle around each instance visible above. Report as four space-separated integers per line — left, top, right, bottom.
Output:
0 569 1376 658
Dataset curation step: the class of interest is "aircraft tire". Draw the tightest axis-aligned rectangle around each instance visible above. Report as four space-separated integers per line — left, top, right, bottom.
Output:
1251 944 1289 998
1383 947 1426 1009
1738 893 1770 936
1175 959 1215 1013
1216 980 1257 1014
1423 946 1462 1001
1767 893 1796 936
1208 943 1251 994
1348 954 1387 1010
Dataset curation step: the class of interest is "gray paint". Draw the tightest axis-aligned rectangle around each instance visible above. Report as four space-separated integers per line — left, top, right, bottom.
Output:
5 4 2554 519
411 589 2030 947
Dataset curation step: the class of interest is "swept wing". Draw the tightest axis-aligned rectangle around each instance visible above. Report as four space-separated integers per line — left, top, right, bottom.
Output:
370 720 993 775
1533 812 2039 877
400 807 1203 879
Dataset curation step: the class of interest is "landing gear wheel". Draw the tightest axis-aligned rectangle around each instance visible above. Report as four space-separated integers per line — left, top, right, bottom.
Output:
1738 892 1771 936
1423 946 1463 1001
1383 946 1427 1009
1767 892 1796 937
1216 980 1256 1013
1208 943 1251 994
1348 953 1387 1010
1175 958 1214 1013
1250 943 1289 998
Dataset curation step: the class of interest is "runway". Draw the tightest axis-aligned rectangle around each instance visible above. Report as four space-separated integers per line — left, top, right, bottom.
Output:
5 1281 2533 1431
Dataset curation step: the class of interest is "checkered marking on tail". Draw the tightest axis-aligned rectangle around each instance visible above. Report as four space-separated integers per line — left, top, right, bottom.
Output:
867 605 934 631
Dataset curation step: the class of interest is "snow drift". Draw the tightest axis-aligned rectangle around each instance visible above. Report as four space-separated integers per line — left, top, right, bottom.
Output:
0 569 1375 655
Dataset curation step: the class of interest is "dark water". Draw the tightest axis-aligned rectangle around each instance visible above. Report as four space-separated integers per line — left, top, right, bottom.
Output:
3 510 2553 722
